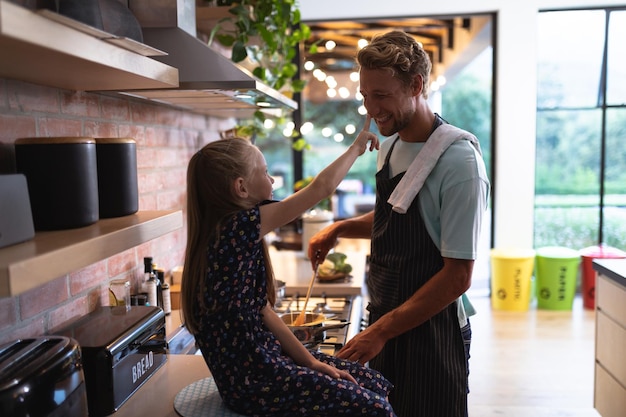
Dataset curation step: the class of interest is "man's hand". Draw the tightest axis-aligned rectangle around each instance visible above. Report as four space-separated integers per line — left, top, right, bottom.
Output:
335 325 386 365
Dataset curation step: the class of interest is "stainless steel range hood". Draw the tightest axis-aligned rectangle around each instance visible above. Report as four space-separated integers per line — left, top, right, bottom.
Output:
121 0 297 118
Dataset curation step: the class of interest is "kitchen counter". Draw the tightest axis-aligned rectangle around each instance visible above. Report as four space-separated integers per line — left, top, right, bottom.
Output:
268 237 370 297
593 258 626 289
592 257 626 417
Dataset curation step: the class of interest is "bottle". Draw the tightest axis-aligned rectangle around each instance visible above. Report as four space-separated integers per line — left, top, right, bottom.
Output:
143 257 158 307
142 257 153 293
161 273 172 316
145 276 157 307
155 268 165 311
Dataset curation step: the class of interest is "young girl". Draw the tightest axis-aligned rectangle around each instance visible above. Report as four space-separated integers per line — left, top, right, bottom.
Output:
181 116 396 417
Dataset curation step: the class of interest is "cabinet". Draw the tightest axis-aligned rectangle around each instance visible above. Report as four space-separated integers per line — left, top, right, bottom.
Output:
0 210 183 297
593 259 626 417
0 0 178 92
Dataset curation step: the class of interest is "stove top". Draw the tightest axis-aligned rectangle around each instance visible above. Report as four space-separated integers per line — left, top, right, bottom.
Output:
274 293 361 354
275 296 349 315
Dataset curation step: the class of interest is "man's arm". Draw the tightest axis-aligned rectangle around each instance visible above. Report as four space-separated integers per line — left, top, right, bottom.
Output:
336 257 473 364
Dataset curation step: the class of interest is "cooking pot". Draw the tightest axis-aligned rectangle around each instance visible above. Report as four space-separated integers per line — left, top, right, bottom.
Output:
280 312 350 348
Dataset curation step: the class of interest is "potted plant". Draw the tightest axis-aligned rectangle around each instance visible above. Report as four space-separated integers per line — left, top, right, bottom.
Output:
199 0 316 149
205 0 313 95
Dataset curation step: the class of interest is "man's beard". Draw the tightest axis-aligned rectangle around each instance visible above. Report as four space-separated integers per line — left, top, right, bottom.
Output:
378 110 411 137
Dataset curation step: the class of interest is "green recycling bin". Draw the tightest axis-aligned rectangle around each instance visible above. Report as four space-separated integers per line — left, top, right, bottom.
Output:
535 246 581 310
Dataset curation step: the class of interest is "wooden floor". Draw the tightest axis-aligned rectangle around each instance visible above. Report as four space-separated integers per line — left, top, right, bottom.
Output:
468 294 600 417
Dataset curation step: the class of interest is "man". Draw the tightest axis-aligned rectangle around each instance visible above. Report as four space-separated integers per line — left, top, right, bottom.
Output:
308 31 490 417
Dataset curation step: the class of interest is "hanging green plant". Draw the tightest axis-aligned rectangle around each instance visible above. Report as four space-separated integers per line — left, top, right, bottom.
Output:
204 0 317 149
207 0 316 95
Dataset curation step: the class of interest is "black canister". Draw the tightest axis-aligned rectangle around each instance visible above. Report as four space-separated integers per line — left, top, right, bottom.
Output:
15 137 99 230
95 138 138 218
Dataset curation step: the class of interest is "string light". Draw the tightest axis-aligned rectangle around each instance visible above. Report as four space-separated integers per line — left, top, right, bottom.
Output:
333 133 344 142
338 86 350 99
313 69 326 81
300 121 314 135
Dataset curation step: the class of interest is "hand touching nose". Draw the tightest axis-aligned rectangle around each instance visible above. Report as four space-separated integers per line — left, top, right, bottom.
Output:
354 114 379 154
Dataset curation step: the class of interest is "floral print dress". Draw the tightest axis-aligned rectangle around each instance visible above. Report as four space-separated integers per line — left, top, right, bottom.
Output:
193 205 396 417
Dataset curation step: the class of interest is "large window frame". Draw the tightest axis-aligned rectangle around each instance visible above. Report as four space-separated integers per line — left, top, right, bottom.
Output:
535 7 626 251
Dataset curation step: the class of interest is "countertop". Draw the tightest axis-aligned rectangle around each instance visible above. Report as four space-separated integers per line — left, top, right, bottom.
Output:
268 237 370 297
593 258 626 289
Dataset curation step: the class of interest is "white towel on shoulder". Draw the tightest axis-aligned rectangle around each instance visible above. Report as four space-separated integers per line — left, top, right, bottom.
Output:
387 123 481 214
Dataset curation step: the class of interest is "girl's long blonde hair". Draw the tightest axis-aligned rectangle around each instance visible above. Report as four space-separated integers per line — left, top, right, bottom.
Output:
181 138 275 334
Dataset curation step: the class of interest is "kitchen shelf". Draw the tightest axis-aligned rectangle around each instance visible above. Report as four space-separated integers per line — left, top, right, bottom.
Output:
0 210 183 297
0 0 179 91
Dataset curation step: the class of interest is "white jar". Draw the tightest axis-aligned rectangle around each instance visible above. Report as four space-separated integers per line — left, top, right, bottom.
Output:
301 209 334 259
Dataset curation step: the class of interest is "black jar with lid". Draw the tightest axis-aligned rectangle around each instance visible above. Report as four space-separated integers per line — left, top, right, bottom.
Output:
95 138 138 218
15 137 99 230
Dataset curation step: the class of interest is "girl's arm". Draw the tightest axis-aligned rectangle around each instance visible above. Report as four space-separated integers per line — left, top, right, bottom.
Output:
259 115 378 236
261 305 356 383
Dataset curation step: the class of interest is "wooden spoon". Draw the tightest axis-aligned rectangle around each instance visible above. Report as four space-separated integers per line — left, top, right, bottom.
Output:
293 253 320 326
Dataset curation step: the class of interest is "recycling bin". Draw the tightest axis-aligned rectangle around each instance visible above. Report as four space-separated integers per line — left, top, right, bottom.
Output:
490 248 536 311
535 246 580 310
579 245 626 309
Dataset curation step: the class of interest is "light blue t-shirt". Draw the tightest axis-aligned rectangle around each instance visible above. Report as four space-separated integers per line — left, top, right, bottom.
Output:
377 133 490 325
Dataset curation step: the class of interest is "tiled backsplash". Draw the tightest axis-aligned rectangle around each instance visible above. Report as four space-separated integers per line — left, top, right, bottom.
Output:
0 77 233 344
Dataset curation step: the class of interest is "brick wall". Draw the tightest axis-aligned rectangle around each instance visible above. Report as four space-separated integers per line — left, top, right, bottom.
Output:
0 78 233 344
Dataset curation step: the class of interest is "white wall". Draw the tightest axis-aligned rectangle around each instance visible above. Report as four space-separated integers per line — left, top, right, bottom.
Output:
300 0 626 250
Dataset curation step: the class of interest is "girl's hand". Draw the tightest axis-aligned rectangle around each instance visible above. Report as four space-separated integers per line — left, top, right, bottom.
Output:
308 359 357 384
351 114 380 155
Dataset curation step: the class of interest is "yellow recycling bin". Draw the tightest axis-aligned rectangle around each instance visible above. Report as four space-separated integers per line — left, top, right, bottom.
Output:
490 248 536 311
535 246 581 310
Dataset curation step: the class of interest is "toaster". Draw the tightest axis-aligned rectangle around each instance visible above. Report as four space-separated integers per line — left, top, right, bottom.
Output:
0 336 88 417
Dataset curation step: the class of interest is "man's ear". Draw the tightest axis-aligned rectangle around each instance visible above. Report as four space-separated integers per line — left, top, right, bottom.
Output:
412 74 424 96
233 177 248 198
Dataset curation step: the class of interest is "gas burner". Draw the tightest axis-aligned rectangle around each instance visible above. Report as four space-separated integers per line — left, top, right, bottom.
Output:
274 293 359 354
312 293 335 314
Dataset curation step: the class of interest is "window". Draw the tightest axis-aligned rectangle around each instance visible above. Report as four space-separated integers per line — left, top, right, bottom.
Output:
535 8 626 250
257 16 495 295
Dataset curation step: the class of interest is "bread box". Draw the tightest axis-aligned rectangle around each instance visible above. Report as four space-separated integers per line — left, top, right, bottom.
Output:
52 306 167 416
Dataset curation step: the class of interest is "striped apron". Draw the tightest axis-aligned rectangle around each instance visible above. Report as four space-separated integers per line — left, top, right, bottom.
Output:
367 137 468 417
